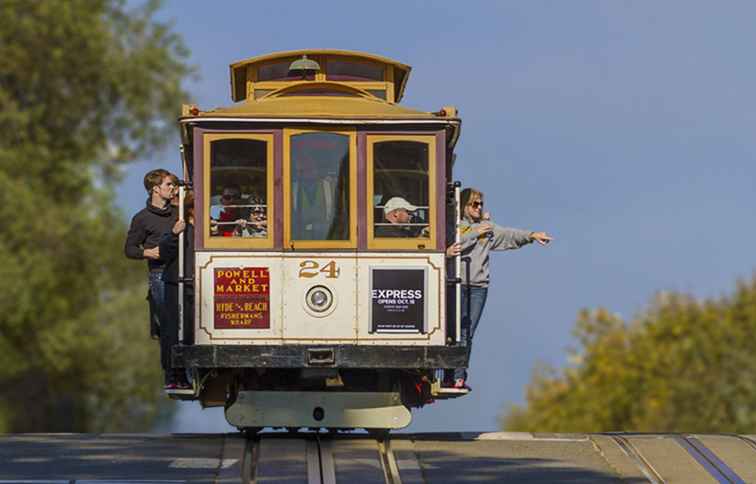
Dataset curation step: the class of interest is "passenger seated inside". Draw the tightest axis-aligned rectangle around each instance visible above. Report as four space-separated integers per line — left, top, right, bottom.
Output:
235 195 268 238
210 185 244 237
291 159 340 240
375 196 427 237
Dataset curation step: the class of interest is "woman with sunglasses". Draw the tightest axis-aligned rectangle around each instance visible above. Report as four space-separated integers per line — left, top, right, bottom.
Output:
445 188 552 390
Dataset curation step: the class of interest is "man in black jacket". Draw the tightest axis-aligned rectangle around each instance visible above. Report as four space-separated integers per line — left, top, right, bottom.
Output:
124 169 177 344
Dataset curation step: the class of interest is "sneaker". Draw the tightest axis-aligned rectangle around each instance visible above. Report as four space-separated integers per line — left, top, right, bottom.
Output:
164 382 178 390
173 370 191 389
164 371 175 385
454 379 471 391
175 379 192 390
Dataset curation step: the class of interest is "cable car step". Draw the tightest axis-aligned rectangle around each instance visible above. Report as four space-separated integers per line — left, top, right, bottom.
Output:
431 384 470 399
165 387 196 400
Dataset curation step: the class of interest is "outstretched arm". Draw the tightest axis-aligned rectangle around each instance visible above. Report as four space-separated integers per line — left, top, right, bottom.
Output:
529 231 553 246
490 224 552 250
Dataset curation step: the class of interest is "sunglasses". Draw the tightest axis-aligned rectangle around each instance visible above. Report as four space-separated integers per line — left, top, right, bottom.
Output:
469 201 484 208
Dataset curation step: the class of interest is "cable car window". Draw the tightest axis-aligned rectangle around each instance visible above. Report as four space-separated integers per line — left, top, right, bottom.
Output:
278 88 360 97
373 141 430 239
257 60 315 81
209 138 269 239
253 89 274 99
366 89 387 100
326 59 384 81
290 132 351 241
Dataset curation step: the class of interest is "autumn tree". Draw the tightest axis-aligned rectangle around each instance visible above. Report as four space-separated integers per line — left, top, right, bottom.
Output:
0 0 192 431
502 277 756 433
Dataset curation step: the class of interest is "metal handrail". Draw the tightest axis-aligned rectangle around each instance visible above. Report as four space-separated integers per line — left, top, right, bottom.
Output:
454 184 461 343
177 185 185 344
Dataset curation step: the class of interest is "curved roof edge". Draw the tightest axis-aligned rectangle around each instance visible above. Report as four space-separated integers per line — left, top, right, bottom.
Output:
229 49 412 103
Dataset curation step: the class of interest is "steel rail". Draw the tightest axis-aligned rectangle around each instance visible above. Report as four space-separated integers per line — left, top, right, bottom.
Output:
241 435 259 484
674 435 745 484
609 434 664 484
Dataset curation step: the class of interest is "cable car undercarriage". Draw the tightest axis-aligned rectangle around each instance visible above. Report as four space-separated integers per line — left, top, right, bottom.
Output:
170 345 470 431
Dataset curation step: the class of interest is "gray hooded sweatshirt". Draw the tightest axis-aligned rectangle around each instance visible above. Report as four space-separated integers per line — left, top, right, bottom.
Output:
457 217 533 287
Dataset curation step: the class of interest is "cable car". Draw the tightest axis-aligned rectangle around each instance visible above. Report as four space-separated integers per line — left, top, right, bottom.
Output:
170 50 468 432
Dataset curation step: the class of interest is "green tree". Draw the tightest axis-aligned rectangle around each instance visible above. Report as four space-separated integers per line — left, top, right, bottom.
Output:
502 277 756 433
0 0 192 431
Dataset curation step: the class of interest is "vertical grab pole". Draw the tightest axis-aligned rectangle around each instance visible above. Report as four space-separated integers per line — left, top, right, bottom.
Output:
177 185 185 344
454 184 461 343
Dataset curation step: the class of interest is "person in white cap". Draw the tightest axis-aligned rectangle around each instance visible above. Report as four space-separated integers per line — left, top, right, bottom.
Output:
375 196 422 237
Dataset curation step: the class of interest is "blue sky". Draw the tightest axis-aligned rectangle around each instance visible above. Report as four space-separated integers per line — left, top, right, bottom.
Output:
118 1 756 432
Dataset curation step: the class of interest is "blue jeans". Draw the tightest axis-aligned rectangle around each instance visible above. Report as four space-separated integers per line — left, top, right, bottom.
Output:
461 286 488 345
148 270 166 341
446 286 488 382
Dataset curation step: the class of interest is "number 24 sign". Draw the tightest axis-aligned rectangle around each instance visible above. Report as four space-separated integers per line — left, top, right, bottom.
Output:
298 260 340 279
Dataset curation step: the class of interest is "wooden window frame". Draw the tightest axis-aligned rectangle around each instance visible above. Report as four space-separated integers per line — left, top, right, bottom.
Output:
202 132 275 250
366 135 437 251
283 127 358 250
246 55 395 102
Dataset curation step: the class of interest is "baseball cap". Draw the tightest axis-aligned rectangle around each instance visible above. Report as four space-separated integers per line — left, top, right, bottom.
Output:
383 197 418 217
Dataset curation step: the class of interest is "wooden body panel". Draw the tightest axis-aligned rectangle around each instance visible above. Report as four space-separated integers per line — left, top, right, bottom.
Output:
194 252 446 346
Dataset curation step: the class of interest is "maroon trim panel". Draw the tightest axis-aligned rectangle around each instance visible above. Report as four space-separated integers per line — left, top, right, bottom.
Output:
435 131 447 251
360 129 447 252
193 127 205 251
357 132 367 249
192 127 278 252
273 129 284 249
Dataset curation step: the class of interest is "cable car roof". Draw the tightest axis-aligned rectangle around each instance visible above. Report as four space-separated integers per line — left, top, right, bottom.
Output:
191 94 449 120
229 49 412 103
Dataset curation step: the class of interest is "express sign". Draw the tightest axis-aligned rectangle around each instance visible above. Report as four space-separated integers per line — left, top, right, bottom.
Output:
370 268 426 333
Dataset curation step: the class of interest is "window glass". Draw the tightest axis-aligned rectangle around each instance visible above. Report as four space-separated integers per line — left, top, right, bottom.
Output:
253 89 274 99
279 88 359 97
326 59 384 81
209 139 268 238
373 141 430 239
258 60 315 81
366 89 386 100
290 132 350 241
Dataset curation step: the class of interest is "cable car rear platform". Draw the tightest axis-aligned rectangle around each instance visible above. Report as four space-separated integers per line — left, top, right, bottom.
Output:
172 344 469 369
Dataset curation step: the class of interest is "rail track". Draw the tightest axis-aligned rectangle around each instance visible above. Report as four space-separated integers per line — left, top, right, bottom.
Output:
2 432 756 483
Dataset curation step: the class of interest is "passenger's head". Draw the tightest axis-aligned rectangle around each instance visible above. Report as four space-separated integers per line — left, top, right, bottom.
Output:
248 195 266 221
220 185 241 206
461 188 484 221
294 160 318 180
383 197 417 224
184 190 195 221
169 174 181 206
144 168 175 202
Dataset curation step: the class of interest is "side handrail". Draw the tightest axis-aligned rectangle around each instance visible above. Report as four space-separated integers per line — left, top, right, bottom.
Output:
454 183 462 343
177 184 185 344
461 256 472 346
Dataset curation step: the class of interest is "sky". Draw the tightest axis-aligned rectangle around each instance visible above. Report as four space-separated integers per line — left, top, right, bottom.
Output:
117 1 756 433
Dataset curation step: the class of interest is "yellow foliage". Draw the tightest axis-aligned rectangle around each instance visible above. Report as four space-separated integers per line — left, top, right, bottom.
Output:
501 276 756 433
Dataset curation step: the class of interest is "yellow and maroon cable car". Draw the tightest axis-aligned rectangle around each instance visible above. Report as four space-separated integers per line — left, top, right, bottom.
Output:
171 50 467 432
